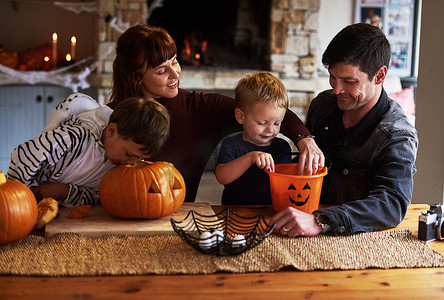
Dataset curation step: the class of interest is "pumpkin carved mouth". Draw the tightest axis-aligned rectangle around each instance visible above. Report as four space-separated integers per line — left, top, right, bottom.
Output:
289 194 309 206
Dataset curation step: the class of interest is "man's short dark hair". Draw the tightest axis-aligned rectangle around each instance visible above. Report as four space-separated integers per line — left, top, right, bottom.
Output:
322 23 391 80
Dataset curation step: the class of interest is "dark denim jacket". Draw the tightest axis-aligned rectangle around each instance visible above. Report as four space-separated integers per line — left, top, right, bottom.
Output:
306 89 418 235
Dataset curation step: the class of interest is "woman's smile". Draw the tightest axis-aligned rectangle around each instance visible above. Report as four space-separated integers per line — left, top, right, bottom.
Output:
168 80 179 88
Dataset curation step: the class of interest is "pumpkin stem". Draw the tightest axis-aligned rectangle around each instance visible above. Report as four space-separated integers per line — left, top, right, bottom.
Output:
0 172 6 185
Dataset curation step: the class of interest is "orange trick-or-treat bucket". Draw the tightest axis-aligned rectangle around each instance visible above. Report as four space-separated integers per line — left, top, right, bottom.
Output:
266 163 328 213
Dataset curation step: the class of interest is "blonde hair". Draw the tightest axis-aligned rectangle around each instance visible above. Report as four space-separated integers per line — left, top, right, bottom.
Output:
234 72 288 112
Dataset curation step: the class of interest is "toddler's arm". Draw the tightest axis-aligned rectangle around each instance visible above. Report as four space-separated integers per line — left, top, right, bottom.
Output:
215 151 275 185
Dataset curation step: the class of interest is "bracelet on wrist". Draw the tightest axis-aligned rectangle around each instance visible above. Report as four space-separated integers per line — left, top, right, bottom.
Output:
296 134 315 144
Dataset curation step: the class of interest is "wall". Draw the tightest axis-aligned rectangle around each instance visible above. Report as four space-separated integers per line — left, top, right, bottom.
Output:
318 0 354 74
412 0 444 205
270 0 321 78
0 1 95 62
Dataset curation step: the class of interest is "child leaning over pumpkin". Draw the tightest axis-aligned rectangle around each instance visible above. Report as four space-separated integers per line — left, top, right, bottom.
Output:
7 95 170 207
215 72 293 205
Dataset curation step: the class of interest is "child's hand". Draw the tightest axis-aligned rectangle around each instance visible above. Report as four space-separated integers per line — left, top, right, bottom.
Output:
31 182 69 201
249 151 275 172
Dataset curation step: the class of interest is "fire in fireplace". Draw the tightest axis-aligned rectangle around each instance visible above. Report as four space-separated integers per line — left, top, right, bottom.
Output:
147 0 271 69
181 31 208 66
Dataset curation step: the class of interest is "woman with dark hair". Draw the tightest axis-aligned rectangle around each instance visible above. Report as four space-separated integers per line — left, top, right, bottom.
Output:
109 24 324 203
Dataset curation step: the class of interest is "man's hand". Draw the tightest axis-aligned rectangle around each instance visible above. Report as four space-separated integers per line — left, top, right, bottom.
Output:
296 137 325 175
269 206 322 238
31 182 69 201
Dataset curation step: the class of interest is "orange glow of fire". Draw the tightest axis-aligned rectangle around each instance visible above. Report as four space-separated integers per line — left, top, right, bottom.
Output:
201 40 208 53
184 36 191 56
44 56 50 62
182 34 209 66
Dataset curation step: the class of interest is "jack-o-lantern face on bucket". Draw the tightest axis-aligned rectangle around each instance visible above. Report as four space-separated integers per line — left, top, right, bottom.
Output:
267 163 328 213
288 182 311 206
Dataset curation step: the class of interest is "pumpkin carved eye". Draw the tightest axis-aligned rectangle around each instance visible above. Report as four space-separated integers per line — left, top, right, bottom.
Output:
148 183 160 194
173 177 182 189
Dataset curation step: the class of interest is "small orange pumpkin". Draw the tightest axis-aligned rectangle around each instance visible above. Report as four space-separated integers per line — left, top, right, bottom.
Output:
18 49 44 70
99 161 186 219
0 48 19 69
0 172 38 245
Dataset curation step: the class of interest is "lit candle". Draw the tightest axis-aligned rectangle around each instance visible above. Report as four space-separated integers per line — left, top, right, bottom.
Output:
43 56 51 71
63 53 72 67
71 36 76 61
52 32 58 68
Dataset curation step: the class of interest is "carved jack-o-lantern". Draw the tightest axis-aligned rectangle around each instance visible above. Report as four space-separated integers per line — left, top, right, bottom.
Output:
267 163 327 213
99 161 186 219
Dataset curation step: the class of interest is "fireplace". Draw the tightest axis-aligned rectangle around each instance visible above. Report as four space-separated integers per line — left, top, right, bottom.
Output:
147 0 271 70
94 0 328 109
96 0 321 79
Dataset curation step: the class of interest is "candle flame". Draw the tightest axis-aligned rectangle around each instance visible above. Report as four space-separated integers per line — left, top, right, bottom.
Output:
52 33 58 41
71 36 76 44
66 54 72 61
44 56 50 62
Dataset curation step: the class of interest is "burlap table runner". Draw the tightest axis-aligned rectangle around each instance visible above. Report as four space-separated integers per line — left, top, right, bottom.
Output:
1 229 443 276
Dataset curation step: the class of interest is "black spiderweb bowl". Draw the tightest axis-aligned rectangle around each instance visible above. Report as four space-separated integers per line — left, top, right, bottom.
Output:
171 209 275 256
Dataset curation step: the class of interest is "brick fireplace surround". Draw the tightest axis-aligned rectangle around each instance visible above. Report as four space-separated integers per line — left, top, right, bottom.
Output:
92 0 329 115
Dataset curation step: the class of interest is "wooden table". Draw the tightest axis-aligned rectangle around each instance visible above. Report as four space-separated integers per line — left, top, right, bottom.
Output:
1 204 443 299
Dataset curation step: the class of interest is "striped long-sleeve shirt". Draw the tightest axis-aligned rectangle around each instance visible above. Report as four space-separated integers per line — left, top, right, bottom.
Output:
7 105 114 207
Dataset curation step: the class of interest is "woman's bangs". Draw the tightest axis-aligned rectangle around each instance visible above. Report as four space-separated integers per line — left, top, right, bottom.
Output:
146 36 177 69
